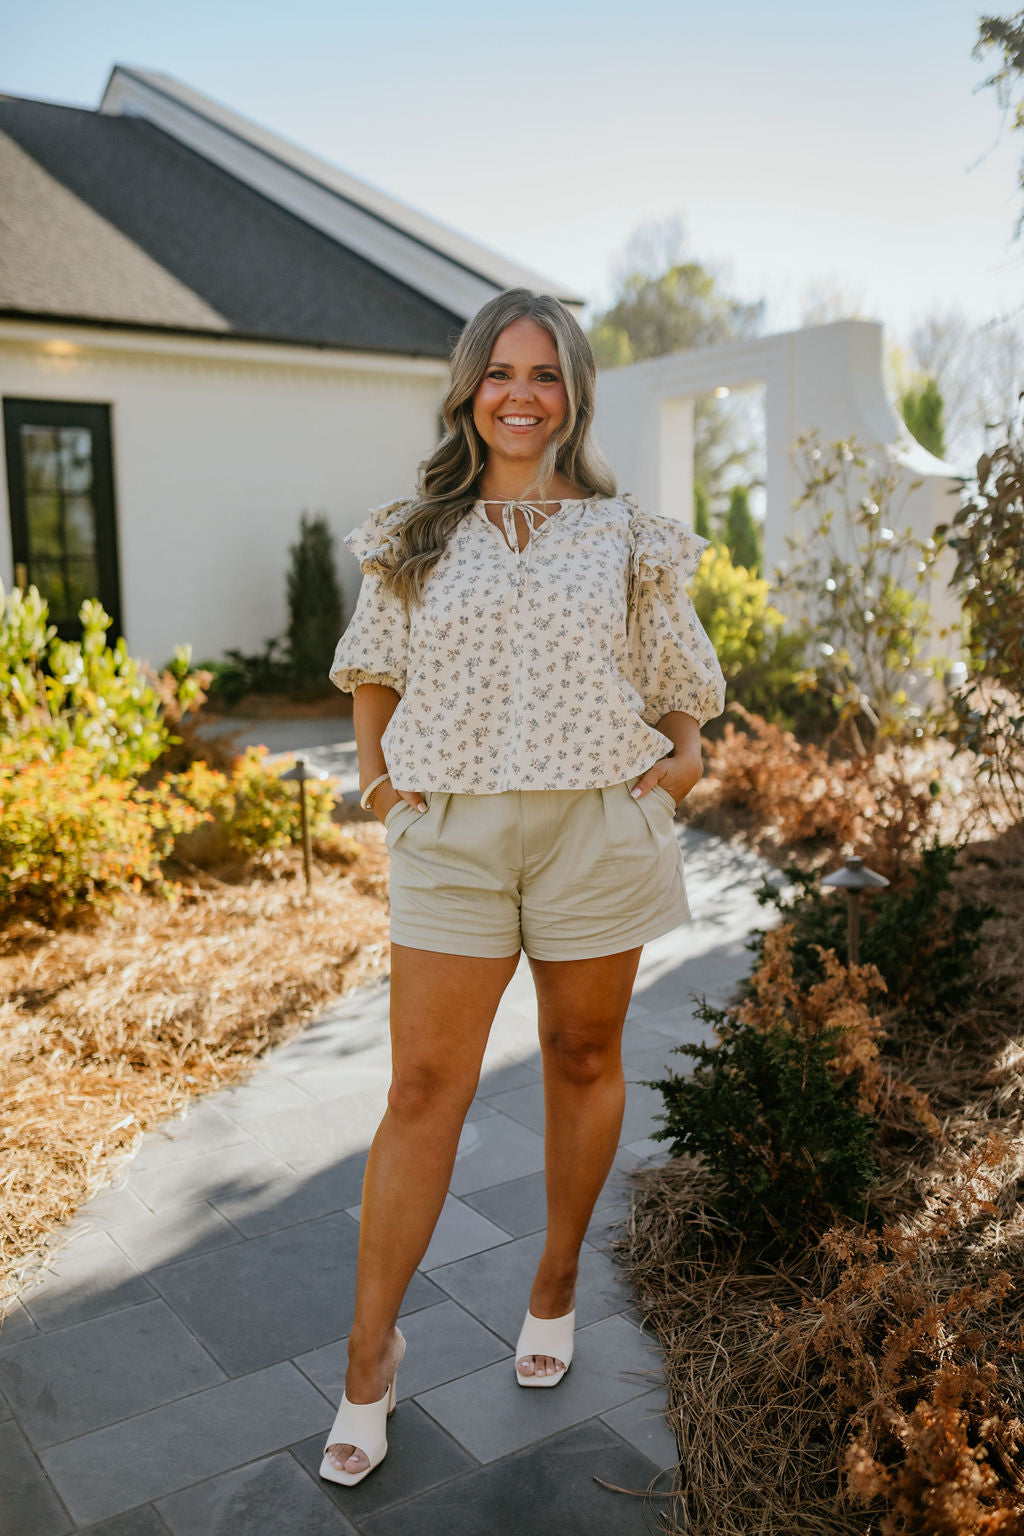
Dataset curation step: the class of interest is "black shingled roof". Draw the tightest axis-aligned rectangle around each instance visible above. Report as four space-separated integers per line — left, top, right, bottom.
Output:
0 94 464 356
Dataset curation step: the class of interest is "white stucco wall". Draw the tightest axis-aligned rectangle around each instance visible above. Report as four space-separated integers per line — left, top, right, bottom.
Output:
0 324 447 666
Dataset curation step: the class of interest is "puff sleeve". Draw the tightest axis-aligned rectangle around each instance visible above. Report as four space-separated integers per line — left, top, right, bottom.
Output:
623 496 726 728
328 500 411 696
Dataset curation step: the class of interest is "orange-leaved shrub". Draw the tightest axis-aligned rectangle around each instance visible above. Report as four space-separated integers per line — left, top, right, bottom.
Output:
697 706 943 880
0 745 208 917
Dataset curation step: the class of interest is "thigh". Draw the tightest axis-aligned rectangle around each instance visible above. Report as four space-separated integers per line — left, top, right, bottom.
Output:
388 942 520 1091
528 948 643 1054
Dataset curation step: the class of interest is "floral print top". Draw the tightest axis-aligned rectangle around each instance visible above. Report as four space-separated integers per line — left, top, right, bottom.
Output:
328 493 726 792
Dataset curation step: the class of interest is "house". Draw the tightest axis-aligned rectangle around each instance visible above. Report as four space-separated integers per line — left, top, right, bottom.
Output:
0 65 582 662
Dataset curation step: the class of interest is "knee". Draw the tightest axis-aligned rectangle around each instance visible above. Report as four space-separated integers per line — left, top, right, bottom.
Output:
543 1028 621 1087
387 1062 476 1122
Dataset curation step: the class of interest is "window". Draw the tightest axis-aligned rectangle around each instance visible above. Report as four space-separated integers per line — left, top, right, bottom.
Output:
3 398 122 640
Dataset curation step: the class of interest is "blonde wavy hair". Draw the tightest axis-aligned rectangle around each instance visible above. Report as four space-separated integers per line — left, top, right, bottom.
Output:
376 287 617 606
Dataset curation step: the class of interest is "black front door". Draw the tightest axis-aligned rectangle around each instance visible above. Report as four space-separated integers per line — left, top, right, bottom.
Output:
4 398 122 640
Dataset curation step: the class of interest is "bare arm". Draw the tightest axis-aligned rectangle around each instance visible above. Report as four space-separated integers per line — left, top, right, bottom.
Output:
631 710 703 804
354 684 427 817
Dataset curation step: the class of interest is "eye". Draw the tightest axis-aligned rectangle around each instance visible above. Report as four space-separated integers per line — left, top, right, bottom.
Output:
486 369 508 379
536 372 560 383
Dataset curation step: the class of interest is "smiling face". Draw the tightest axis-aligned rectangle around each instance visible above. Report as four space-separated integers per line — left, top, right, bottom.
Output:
471 317 568 474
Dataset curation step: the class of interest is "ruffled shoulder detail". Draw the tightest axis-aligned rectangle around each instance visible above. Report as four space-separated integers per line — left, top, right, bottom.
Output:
621 492 710 610
344 498 414 574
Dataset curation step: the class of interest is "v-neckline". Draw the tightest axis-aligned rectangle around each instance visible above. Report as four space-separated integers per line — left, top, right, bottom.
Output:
473 498 584 555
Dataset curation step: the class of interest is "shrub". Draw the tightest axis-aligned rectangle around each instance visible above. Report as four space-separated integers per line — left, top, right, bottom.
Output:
775 433 947 753
645 999 880 1249
722 484 761 574
286 512 343 696
0 744 207 918
170 746 340 859
0 583 206 779
751 843 996 1024
936 413 1024 820
698 707 943 879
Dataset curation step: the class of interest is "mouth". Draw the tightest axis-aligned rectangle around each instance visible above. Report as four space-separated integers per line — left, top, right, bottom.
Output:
498 415 542 431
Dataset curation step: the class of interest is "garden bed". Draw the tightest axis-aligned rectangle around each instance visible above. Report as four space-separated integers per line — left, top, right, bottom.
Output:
0 827 391 1310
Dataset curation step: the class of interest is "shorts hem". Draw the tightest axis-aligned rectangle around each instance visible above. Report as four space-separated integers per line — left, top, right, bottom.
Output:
522 908 691 963
389 931 522 959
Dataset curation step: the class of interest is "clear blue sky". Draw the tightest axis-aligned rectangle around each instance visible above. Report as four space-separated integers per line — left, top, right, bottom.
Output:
3 0 1021 340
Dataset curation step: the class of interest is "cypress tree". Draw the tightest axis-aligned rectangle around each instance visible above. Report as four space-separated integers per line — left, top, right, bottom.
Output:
901 376 946 459
286 512 343 695
723 485 761 574
694 480 712 540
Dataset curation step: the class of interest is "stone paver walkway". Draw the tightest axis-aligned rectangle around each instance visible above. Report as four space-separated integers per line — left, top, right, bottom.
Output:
0 824 773 1536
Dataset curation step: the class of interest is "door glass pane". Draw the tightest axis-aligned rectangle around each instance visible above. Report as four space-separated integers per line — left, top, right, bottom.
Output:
26 493 62 557
20 423 100 622
59 428 93 493
30 556 68 618
22 426 59 492
64 495 97 558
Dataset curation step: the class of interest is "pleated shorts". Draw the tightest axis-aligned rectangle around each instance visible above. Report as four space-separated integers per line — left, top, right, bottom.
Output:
383 775 690 961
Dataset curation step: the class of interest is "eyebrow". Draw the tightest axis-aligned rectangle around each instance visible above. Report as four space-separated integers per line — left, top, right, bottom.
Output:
487 361 562 371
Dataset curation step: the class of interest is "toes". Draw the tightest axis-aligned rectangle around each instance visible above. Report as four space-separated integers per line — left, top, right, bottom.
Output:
517 1355 536 1375
327 1443 368 1473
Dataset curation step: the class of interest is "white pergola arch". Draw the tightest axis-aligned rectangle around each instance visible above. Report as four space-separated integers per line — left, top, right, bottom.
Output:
593 320 963 618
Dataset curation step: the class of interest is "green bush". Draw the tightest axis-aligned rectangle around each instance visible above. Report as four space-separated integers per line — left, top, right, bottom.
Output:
0 743 207 918
0 583 206 779
645 1000 879 1250
170 747 339 857
750 843 995 1023
689 545 823 729
286 513 343 696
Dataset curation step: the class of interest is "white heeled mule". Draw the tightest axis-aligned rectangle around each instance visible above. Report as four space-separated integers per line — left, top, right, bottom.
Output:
320 1333 406 1486
514 1307 575 1387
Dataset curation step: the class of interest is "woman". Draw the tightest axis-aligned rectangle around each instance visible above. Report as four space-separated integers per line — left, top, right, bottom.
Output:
321 287 725 1485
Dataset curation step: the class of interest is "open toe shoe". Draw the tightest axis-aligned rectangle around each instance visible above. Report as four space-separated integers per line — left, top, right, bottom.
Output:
514 1307 575 1387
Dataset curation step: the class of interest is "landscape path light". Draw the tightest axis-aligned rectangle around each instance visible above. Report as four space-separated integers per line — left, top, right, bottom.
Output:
279 756 331 894
820 855 890 965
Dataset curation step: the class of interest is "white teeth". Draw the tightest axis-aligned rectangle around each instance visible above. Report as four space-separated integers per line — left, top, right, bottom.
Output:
501 416 541 426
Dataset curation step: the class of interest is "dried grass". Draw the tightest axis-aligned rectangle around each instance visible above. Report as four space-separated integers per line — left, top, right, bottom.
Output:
0 826 391 1308
615 821 1024 1535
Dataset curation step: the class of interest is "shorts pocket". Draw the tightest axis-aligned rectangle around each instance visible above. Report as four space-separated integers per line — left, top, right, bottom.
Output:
650 783 677 813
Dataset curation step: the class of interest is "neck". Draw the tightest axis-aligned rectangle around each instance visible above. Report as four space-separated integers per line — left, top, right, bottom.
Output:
477 461 562 503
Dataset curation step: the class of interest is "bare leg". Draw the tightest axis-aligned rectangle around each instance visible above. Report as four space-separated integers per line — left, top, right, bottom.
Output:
327 942 520 1475
516 948 643 1377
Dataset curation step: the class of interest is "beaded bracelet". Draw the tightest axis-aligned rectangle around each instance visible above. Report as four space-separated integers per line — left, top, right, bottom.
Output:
359 771 391 811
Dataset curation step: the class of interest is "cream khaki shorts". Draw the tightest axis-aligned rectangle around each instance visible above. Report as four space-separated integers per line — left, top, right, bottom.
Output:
383 775 690 961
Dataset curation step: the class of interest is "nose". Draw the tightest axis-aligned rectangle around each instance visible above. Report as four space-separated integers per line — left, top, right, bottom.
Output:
507 376 536 402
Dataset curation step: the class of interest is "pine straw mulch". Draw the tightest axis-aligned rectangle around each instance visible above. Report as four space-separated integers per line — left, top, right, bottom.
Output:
0 823 391 1312
612 820 1024 1535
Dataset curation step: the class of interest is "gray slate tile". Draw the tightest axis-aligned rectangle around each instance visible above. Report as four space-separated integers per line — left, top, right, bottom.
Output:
38 1363 331 1527
0 1419 71 1536
346 1193 511 1272
148 1212 441 1376
129 1102 253 1173
475 1059 542 1096
425 1228 628 1344
209 1158 368 1239
601 1386 680 1472
291 1400 476 1525
359 1416 663 1536
295 1299 508 1402
241 1091 387 1172
0 1298 224 1448
19 1231 154 1332
110 1201 242 1271
156 1452 355 1535
461 1169 547 1238
412 1313 662 1462
126 1140 293 1214
78 1506 172 1534
212 1073 318 1125
64 1184 150 1233
0 1300 39 1349
448 1113 546 1196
